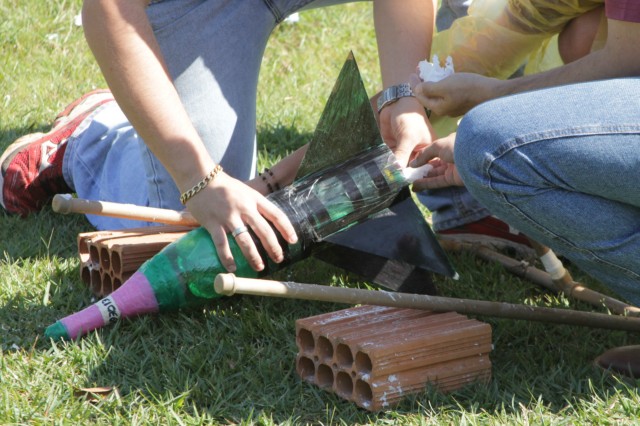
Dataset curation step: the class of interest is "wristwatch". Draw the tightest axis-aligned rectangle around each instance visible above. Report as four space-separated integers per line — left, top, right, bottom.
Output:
376 83 414 113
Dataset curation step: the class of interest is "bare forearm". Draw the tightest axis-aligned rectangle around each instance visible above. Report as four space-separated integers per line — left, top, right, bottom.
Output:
82 0 213 192
495 20 640 98
248 145 309 195
374 0 437 87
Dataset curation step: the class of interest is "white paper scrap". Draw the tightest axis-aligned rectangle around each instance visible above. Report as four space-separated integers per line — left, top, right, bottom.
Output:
418 55 455 82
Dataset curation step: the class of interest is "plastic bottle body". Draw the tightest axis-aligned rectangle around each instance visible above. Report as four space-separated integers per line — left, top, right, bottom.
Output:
142 227 260 305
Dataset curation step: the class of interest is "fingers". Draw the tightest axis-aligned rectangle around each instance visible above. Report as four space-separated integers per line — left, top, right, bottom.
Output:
409 74 436 110
410 133 457 168
213 205 297 274
191 175 298 273
257 198 298 245
410 73 452 116
226 198 298 273
209 224 236 272
235 203 298 272
411 159 465 191
230 222 265 272
410 141 440 168
379 95 433 168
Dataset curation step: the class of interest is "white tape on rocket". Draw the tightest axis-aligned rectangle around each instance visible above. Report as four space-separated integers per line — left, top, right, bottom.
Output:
98 296 121 325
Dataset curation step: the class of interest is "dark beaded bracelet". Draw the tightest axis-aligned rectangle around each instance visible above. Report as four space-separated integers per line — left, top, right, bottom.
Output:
260 168 281 193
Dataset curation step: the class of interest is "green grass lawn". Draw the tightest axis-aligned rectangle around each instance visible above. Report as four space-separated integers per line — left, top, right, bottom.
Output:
1 1 639 424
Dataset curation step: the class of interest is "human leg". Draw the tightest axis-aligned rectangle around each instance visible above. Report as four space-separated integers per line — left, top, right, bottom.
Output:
0 88 165 229
455 78 640 305
0 90 114 217
2 0 366 227
63 101 157 230
143 0 361 212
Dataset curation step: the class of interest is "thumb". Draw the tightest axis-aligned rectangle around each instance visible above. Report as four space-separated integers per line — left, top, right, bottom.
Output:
409 73 423 95
410 73 437 110
393 146 412 168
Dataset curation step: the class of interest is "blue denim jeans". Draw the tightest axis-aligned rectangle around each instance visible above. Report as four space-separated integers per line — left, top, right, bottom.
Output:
455 78 640 305
436 0 473 31
63 0 362 230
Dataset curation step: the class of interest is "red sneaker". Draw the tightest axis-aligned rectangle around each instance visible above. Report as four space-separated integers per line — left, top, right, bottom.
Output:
52 89 113 129
438 216 534 257
1 90 114 216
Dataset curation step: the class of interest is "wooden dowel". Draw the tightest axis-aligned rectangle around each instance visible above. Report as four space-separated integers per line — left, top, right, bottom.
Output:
439 239 640 317
52 194 199 227
214 274 640 332
527 240 640 316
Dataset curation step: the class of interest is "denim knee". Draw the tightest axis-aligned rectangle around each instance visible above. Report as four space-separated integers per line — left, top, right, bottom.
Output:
453 104 499 193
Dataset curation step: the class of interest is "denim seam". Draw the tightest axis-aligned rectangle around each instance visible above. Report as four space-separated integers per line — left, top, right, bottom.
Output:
141 146 165 208
62 103 113 191
493 188 640 280
148 1 216 34
485 129 640 280
483 124 640 172
261 0 284 23
433 210 489 231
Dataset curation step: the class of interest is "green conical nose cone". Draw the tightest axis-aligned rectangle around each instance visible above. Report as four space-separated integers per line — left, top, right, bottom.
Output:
44 321 69 341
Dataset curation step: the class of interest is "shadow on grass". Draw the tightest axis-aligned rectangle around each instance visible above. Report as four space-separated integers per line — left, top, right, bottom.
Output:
2 124 638 422
4 222 638 422
68 257 640 423
0 204 95 349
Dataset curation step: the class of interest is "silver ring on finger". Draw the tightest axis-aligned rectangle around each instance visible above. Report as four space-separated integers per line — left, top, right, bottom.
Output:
231 225 249 238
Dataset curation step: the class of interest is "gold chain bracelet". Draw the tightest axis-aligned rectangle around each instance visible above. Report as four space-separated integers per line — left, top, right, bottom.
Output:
179 164 223 205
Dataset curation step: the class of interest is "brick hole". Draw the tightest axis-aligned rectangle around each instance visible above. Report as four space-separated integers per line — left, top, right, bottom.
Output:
297 356 315 380
297 328 315 354
335 371 353 398
316 364 334 389
112 277 122 294
100 247 110 271
354 379 373 407
90 269 102 296
81 265 91 286
111 251 122 275
355 351 372 374
335 343 353 369
317 336 333 362
78 239 90 264
89 244 100 265
102 273 113 297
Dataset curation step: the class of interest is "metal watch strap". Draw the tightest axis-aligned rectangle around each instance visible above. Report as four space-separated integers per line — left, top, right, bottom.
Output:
376 83 413 113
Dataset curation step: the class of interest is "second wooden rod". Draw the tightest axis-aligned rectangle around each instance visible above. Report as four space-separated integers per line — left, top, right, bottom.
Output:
214 274 640 332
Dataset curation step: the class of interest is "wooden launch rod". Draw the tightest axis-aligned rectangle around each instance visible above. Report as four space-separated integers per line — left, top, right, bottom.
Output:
52 194 199 227
527 239 640 316
214 274 640 332
438 239 640 317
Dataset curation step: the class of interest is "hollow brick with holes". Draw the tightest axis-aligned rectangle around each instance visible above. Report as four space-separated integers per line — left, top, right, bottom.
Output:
77 225 190 296
295 305 492 411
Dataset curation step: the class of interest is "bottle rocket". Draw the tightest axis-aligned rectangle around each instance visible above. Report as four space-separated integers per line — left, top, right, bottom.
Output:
45 147 422 340
44 52 449 340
